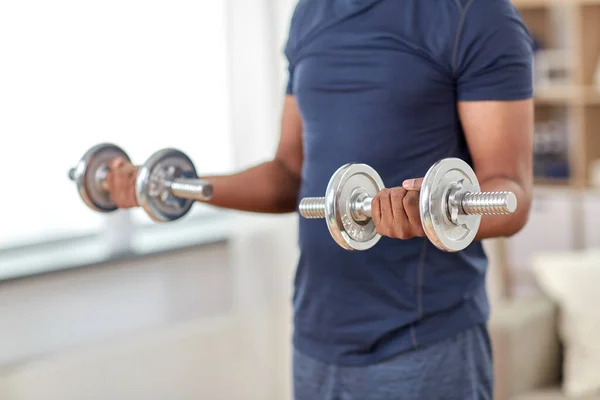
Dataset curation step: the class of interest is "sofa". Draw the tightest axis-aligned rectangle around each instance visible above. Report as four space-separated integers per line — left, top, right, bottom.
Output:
489 250 600 400
490 294 564 400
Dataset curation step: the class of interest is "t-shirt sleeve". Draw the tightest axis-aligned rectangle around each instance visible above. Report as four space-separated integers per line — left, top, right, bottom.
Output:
286 66 295 95
283 1 302 96
454 0 535 102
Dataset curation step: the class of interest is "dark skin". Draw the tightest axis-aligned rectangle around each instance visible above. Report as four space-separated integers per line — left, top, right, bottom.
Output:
107 96 534 242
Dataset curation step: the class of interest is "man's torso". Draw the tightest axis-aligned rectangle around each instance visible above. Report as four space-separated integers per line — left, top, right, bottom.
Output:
285 0 529 366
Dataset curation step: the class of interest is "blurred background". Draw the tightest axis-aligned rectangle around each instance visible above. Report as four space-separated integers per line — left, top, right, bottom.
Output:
0 0 599 399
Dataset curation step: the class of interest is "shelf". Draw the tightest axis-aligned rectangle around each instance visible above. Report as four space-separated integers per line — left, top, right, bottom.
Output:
505 0 599 282
535 86 573 104
535 86 600 105
534 177 572 187
512 0 554 8
580 88 600 105
512 0 600 7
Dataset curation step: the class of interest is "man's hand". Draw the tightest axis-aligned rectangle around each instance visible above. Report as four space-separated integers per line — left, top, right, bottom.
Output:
106 158 139 209
370 178 425 240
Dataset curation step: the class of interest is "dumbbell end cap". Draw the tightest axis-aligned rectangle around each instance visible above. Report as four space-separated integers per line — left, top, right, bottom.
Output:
506 192 517 213
68 168 76 181
202 185 214 201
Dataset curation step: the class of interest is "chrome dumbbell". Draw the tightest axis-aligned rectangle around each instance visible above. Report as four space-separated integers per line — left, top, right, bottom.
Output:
298 158 517 252
69 143 213 222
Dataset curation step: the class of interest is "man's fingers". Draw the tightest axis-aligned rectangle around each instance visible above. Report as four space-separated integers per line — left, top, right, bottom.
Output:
374 189 393 236
109 157 127 170
379 189 392 219
389 188 410 238
403 190 424 237
125 169 137 207
104 158 139 208
402 177 424 191
371 192 382 226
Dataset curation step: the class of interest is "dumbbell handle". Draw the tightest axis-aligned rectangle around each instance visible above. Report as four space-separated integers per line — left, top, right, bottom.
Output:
299 191 517 220
167 178 213 201
68 168 213 202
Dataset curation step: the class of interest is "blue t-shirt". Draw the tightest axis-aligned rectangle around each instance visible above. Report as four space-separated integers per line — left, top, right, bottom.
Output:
285 0 533 366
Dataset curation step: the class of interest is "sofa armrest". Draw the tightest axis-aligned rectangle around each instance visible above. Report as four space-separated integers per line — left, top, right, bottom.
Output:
490 294 562 400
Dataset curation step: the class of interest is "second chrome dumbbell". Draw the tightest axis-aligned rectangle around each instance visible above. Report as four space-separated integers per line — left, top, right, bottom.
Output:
69 143 213 222
298 158 517 252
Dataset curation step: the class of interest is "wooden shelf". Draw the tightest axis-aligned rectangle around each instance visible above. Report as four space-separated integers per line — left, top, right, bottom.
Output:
517 1 600 189
503 0 600 297
512 0 550 8
580 87 600 105
535 86 573 104
534 177 572 187
535 86 600 105
512 0 600 7
511 0 573 8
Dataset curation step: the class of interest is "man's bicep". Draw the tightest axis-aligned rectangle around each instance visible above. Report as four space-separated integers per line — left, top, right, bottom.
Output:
458 99 534 186
275 95 303 179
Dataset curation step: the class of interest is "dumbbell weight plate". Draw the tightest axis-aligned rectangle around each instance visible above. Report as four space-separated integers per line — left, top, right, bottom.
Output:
420 158 481 252
136 148 197 222
325 164 385 251
70 143 131 212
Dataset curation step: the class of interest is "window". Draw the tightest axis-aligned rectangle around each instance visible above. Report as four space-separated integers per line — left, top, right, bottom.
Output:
0 0 233 250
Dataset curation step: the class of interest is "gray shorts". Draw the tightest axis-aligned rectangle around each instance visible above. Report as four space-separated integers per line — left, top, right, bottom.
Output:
293 324 493 400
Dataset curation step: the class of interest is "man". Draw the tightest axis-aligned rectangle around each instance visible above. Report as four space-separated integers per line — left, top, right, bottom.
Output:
108 0 534 398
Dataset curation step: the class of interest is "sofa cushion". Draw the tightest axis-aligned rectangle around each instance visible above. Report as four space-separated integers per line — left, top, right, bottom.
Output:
515 387 600 400
532 251 600 398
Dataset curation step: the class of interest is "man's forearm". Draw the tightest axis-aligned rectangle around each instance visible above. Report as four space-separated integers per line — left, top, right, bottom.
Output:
200 160 301 214
474 177 532 240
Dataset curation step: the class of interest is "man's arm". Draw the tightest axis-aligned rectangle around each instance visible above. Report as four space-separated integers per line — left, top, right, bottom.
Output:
458 99 534 239
106 96 303 213
451 0 535 239
371 0 534 242
374 99 534 241
202 95 303 213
